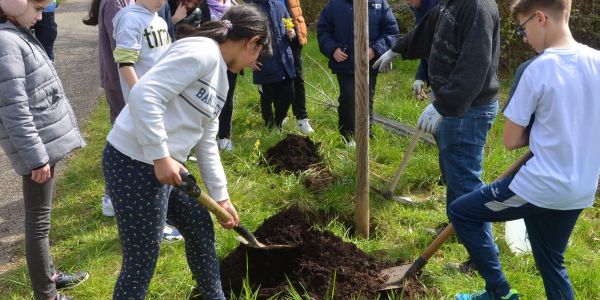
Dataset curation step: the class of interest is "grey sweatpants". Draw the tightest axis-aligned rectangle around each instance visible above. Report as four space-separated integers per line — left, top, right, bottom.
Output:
23 165 57 300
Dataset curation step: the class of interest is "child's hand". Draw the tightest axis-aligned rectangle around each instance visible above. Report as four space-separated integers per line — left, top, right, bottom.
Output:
286 28 296 40
368 48 375 61
172 1 188 24
153 157 188 186
333 48 348 62
250 61 262 72
217 199 239 229
31 163 51 184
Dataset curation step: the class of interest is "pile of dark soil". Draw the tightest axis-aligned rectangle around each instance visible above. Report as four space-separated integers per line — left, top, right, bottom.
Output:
220 207 389 299
263 134 337 193
264 134 322 173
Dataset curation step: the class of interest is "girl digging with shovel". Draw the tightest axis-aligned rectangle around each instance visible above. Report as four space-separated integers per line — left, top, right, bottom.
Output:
102 5 271 299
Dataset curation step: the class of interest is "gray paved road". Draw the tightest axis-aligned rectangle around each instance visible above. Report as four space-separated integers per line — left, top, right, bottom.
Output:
0 0 101 274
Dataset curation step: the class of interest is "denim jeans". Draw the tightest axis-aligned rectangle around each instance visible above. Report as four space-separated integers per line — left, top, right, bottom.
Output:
449 175 581 299
436 100 499 211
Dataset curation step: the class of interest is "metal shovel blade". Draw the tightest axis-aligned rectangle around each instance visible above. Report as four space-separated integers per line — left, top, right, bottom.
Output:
378 264 413 290
235 236 295 250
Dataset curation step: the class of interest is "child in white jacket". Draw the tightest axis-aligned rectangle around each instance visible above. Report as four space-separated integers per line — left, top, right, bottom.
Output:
102 5 271 299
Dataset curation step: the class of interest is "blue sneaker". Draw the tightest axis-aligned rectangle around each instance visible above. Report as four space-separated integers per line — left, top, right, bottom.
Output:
162 224 183 242
455 289 519 300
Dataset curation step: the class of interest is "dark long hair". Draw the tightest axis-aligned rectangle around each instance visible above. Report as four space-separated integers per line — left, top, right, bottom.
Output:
180 4 272 58
82 0 101 26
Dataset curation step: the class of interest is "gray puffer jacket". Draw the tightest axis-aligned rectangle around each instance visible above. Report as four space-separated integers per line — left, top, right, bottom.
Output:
0 20 85 176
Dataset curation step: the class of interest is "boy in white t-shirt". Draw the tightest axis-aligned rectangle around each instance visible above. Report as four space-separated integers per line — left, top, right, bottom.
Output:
449 0 600 299
112 0 172 100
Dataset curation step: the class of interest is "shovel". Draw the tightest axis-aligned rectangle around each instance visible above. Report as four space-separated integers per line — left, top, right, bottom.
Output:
377 130 424 204
378 150 534 290
178 171 293 250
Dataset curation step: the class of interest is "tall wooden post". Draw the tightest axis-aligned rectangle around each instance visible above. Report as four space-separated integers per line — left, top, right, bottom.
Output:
354 0 369 238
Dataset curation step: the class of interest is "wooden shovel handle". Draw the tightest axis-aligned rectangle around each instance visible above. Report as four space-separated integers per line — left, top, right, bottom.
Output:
386 130 423 195
420 150 533 261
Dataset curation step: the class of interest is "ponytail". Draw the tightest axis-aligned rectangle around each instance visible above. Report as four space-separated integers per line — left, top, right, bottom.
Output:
82 0 101 26
179 4 272 57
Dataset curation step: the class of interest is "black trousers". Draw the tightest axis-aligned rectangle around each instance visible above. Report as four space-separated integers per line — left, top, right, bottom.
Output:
290 43 308 120
217 71 238 139
336 72 378 138
259 79 293 128
33 12 57 61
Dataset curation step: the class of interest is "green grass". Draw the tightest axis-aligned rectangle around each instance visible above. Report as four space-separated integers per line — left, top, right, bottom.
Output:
1 35 599 299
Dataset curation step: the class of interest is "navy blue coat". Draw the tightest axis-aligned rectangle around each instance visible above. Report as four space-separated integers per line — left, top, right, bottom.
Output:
317 0 398 75
247 0 296 84
411 0 439 82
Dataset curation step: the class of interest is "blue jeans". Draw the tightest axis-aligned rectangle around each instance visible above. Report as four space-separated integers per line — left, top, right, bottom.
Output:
436 101 499 212
449 175 582 299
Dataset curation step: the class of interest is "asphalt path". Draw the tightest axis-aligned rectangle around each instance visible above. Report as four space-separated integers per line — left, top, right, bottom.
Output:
0 0 101 274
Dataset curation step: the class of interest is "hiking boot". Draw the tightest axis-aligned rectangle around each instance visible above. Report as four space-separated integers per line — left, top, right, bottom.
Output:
295 118 314 135
217 138 234 151
162 224 183 242
454 289 519 300
54 270 89 290
101 195 115 217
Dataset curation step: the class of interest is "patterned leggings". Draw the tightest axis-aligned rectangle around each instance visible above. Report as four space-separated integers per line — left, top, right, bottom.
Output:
102 143 225 300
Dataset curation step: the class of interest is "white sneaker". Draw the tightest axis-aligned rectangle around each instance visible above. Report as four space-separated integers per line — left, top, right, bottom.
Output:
101 195 115 217
296 118 314 135
345 139 356 148
162 224 183 241
187 154 198 162
217 138 233 151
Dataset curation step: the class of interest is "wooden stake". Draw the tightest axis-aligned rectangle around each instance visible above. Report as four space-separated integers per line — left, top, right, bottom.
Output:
354 0 370 238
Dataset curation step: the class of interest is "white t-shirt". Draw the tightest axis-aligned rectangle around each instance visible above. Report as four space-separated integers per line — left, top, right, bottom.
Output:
113 4 171 99
108 38 230 201
504 43 600 210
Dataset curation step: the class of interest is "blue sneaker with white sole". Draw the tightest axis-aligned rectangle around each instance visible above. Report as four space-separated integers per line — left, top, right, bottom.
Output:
455 289 519 300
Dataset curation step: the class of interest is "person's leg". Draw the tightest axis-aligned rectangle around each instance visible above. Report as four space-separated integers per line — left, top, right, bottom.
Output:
166 188 225 300
336 73 355 139
272 79 293 127
218 71 237 140
290 44 308 120
23 166 57 300
104 88 126 125
437 101 498 212
259 84 274 127
525 209 581 300
449 175 545 298
103 143 169 300
33 12 58 61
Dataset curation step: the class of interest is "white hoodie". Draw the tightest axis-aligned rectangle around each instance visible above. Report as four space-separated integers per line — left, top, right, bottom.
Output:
108 37 230 201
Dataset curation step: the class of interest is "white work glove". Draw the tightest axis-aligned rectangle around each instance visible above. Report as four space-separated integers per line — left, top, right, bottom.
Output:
412 79 428 101
417 103 443 134
372 49 400 73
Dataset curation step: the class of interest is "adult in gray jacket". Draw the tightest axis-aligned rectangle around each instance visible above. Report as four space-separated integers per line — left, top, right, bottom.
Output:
0 0 87 299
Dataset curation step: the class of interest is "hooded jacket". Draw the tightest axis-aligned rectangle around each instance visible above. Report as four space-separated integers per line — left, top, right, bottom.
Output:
246 0 296 84
0 21 85 175
317 0 399 74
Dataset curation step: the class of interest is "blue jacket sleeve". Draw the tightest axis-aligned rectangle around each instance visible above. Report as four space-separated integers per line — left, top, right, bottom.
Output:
316 2 339 59
371 0 399 57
